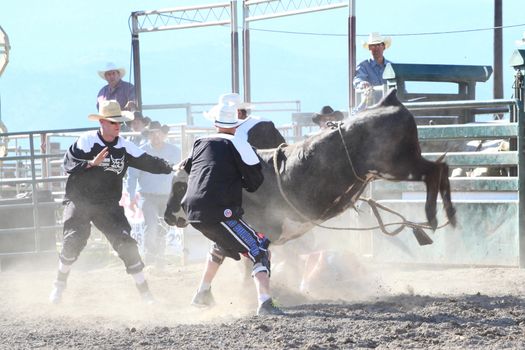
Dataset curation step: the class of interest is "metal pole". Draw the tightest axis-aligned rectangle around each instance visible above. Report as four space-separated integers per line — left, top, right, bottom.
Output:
131 13 143 110
242 2 251 102
185 104 193 125
512 70 522 123
231 1 239 93
28 133 41 252
493 0 503 101
348 0 356 109
517 70 525 267
510 70 522 177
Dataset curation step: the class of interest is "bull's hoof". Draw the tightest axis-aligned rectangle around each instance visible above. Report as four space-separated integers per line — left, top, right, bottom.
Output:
428 217 438 231
164 213 178 226
446 206 457 227
176 217 188 228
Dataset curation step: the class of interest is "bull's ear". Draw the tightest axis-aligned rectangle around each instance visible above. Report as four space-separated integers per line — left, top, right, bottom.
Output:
379 88 401 107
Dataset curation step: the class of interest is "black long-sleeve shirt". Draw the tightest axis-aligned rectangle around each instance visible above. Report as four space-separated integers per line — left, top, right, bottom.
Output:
181 133 263 223
63 130 172 204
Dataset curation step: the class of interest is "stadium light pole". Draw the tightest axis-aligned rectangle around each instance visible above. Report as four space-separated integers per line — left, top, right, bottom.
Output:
493 0 503 103
348 1 356 110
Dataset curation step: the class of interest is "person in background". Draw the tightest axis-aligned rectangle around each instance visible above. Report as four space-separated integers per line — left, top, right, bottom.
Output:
166 96 284 316
127 111 151 146
312 106 344 130
352 32 392 90
127 121 180 269
49 100 173 305
97 62 137 112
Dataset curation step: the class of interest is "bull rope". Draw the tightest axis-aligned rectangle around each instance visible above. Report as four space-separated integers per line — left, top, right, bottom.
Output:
272 125 450 242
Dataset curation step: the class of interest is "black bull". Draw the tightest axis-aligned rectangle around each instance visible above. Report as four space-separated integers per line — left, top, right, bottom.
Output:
165 90 457 244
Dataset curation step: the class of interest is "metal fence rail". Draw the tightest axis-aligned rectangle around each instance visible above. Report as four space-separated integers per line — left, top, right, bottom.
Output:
2 97 525 267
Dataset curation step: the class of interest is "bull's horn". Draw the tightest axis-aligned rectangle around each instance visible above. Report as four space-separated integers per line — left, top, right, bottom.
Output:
436 152 447 163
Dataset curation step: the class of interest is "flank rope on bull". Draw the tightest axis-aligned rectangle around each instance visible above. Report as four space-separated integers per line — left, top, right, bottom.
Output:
273 123 450 245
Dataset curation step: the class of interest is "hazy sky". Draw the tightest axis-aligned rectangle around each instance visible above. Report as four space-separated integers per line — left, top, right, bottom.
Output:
0 0 524 132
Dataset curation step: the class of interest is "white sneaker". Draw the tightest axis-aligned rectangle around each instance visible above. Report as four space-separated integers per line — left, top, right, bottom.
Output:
136 281 156 305
141 290 156 305
49 281 66 304
191 288 216 308
257 298 285 316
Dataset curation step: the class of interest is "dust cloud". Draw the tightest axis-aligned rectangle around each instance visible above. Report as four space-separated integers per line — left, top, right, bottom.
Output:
2 240 525 349
2 205 525 348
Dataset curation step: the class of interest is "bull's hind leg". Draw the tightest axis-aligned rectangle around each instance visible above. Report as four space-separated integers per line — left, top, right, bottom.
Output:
437 162 457 226
393 156 440 229
409 158 441 230
395 157 440 230
406 158 454 230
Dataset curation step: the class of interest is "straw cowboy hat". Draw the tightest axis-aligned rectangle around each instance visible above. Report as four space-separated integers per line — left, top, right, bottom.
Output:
312 106 344 125
143 121 170 136
88 100 134 122
516 32 525 46
98 62 126 80
362 32 392 49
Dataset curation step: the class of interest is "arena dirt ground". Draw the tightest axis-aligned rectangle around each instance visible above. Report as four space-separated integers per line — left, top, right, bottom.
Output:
1 247 525 350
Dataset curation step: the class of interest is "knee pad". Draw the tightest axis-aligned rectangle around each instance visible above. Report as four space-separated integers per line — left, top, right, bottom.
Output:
209 245 226 265
60 232 90 265
252 251 271 277
58 252 78 266
116 241 144 274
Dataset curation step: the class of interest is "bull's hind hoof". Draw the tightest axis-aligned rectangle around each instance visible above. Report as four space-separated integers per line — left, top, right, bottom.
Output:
428 217 438 231
447 206 457 227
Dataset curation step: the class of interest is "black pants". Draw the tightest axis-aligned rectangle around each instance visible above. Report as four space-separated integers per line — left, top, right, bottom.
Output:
59 200 144 274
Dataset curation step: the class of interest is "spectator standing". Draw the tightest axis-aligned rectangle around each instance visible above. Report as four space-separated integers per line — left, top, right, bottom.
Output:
127 121 180 268
49 100 173 305
97 62 137 111
352 32 392 90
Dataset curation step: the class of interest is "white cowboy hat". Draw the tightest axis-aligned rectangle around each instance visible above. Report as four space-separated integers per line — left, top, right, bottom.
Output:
362 32 392 49
204 92 253 123
218 92 252 110
98 62 126 80
205 103 246 128
88 100 134 122
516 31 525 46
